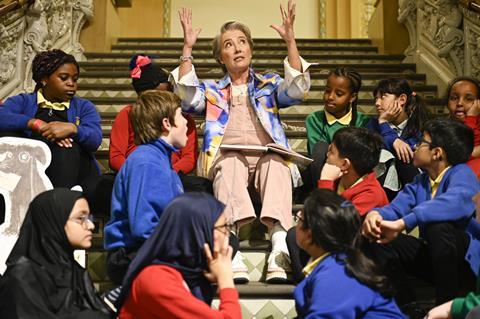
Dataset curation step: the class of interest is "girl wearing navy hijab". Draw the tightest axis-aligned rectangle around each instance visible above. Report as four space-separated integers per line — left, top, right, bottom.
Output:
0 189 109 318
117 192 241 319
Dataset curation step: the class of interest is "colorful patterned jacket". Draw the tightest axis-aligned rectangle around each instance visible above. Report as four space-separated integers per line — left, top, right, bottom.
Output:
171 57 312 186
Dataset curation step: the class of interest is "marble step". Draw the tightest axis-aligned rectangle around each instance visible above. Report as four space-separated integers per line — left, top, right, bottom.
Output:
76 85 438 100
116 37 372 45
109 48 378 55
84 52 404 62
78 73 428 87
89 98 447 114
78 61 415 72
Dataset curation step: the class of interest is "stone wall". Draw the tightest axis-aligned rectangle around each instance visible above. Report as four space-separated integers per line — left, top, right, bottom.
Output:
0 0 92 100
398 0 480 92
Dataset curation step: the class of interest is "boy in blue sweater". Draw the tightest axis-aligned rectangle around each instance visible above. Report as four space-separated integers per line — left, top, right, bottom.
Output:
363 118 480 306
104 90 188 285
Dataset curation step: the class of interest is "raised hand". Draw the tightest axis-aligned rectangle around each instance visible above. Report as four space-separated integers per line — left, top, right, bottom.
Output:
203 237 234 289
178 7 201 49
467 99 480 117
320 163 344 181
393 138 413 163
270 0 296 44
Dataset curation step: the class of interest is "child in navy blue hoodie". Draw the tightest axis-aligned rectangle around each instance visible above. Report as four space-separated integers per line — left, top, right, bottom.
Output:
104 91 188 285
363 117 480 306
294 189 405 318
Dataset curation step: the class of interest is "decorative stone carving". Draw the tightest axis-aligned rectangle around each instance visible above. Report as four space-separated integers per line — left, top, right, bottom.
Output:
0 11 26 87
0 0 93 100
398 0 417 55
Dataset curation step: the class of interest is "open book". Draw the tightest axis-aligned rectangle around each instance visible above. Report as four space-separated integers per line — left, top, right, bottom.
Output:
220 143 313 167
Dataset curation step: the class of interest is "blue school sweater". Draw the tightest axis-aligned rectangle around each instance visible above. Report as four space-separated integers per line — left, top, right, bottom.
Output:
293 254 405 318
376 163 480 275
0 93 102 152
104 138 184 250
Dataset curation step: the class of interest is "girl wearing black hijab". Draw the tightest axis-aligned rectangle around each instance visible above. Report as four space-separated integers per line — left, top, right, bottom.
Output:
0 188 109 318
117 192 241 319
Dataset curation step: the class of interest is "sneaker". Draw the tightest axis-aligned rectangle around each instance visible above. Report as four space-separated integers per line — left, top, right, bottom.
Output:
232 251 250 284
266 251 292 284
102 286 122 313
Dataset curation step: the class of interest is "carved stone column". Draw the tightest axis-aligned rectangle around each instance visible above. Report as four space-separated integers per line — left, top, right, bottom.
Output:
463 6 480 78
398 0 417 57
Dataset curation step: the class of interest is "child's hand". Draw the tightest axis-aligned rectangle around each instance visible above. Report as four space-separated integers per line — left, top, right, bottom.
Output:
466 99 480 117
203 237 234 289
362 211 383 241
56 138 73 148
378 100 402 124
377 219 405 244
473 192 480 224
424 300 453 319
393 139 413 163
320 163 343 181
178 8 201 49
270 0 296 44
40 121 77 142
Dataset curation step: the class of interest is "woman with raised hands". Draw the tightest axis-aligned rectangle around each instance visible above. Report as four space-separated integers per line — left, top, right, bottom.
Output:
171 0 312 284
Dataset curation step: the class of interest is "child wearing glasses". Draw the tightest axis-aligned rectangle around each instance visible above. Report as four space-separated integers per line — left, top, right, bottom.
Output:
0 189 109 318
287 126 389 282
117 193 241 319
293 189 405 318
363 118 480 306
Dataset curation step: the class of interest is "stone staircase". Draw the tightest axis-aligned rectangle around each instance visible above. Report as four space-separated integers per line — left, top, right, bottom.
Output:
81 37 441 318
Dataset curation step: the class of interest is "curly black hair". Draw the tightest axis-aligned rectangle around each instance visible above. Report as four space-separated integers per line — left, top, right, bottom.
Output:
31 49 79 91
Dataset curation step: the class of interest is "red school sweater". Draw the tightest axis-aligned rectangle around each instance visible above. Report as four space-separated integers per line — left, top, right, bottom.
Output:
109 105 198 173
119 265 241 319
318 172 389 216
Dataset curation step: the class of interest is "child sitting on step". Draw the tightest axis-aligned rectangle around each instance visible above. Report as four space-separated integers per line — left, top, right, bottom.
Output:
287 126 389 282
446 76 480 178
104 91 188 286
0 49 102 188
367 78 430 196
304 67 370 191
363 117 480 306
293 189 405 318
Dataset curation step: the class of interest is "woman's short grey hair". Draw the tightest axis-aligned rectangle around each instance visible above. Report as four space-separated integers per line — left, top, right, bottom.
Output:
212 21 254 73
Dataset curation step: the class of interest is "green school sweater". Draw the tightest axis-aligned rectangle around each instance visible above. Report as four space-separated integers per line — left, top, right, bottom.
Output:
305 110 371 155
452 269 480 318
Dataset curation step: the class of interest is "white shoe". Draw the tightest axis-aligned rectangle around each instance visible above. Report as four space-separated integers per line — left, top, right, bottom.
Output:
232 251 250 284
266 250 292 284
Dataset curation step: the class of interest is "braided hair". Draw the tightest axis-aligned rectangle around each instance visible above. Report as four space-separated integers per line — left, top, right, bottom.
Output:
327 67 362 126
31 49 79 91
301 189 393 296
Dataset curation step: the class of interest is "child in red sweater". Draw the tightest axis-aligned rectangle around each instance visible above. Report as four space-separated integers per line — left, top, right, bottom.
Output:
446 76 480 178
109 54 198 175
287 126 388 282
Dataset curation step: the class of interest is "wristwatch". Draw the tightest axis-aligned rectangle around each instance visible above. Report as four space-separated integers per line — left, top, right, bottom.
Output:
179 55 193 62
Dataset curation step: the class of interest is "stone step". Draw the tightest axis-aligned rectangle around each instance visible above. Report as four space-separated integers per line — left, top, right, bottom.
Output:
78 61 415 72
78 73 428 87
116 37 371 45
108 47 379 55
85 52 403 62
212 295 296 319
89 97 447 114
78 74 428 88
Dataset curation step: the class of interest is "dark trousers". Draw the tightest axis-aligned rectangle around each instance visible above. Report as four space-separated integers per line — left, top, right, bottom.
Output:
395 159 420 188
106 234 240 286
286 227 310 283
366 222 475 305
296 141 329 203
